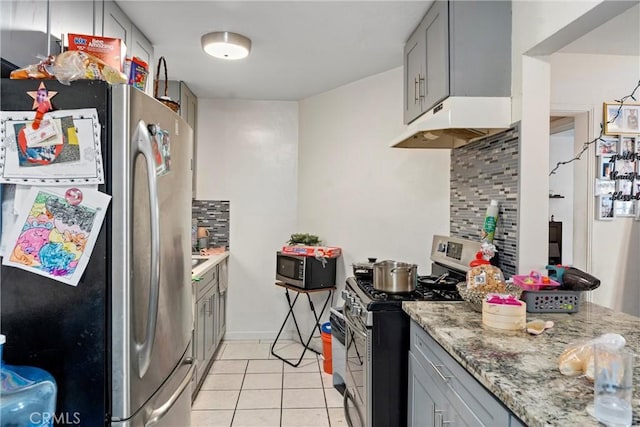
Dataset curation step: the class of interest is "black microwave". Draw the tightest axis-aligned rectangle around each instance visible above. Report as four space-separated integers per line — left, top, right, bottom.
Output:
275 252 337 290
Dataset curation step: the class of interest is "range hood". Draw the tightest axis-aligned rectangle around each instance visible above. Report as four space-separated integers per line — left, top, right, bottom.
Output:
391 97 512 149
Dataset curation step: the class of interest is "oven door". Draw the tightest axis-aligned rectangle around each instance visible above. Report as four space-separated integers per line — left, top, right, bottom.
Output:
344 310 369 427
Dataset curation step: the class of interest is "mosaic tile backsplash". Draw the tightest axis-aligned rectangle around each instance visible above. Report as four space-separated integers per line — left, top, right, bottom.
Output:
192 200 230 250
450 125 520 276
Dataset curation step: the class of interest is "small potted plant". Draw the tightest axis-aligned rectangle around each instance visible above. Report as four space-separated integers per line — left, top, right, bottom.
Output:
287 233 322 246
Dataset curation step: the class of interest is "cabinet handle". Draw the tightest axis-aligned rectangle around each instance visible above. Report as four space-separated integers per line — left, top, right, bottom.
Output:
414 76 419 103
418 74 425 100
435 411 453 426
427 359 451 383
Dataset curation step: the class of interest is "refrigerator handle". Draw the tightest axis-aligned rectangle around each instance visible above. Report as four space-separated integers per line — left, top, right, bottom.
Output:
132 120 161 378
145 361 195 427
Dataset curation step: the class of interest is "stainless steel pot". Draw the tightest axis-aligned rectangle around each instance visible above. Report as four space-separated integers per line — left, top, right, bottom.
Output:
372 260 417 293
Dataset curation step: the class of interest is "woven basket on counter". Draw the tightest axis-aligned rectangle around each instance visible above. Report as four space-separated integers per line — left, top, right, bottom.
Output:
154 56 180 113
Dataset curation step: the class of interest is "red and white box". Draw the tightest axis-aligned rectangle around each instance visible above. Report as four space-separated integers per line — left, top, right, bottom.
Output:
67 33 125 72
281 245 342 258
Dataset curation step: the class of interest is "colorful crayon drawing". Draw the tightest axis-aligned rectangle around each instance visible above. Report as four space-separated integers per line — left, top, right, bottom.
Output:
3 187 111 286
10 191 94 276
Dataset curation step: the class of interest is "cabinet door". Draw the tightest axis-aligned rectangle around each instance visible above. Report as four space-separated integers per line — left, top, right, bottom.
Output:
130 25 154 94
49 1 95 41
408 352 442 427
195 294 207 386
102 0 131 48
0 0 57 67
218 290 226 342
204 288 218 361
423 0 449 112
403 23 425 124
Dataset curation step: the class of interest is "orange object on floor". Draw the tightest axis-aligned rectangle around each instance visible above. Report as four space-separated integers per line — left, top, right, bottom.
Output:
321 322 332 374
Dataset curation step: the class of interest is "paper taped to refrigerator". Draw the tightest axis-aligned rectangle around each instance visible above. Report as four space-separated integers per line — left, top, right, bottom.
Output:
2 186 111 286
0 109 104 184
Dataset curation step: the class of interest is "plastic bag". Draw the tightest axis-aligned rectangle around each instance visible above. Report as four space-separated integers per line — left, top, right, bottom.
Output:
10 51 126 85
52 51 127 85
466 264 506 292
558 333 626 378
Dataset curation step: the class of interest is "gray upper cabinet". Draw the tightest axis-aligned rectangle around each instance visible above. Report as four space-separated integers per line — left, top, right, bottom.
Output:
101 0 154 94
167 80 198 198
403 0 448 124
49 1 95 41
403 1 511 124
102 1 131 47
130 26 153 94
0 0 93 67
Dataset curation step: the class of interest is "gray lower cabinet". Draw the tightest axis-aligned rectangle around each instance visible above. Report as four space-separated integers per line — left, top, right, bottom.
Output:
408 320 524 426
193 265 219 398
217 258 228 345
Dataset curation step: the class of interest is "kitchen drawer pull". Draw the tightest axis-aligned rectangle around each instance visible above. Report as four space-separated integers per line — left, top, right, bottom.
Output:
435 411 453 426
427 359 451 383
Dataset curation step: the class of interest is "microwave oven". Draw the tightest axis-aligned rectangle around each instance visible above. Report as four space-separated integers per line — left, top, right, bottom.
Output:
275 251 337 290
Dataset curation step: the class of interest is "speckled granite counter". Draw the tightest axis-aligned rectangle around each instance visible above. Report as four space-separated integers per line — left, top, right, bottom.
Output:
402 301 640 427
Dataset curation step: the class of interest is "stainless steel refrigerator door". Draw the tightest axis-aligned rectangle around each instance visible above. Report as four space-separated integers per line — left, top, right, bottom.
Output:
110 85 194 423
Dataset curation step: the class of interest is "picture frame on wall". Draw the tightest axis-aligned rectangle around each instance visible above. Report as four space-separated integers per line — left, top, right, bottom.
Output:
595 179 615 196
614 200 636 217
603 102 640 135
620 135 636 156
596 136 619 155
597 194 614 220
598 155 614 180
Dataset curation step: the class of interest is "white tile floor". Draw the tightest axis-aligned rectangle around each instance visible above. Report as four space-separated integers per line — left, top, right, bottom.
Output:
191 340 347 427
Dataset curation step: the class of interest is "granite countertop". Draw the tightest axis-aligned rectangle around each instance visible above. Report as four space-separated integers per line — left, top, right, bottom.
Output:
191 251 229 277
402 301 640 427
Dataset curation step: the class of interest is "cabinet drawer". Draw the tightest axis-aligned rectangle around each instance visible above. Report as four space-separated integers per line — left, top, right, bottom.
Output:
410 322 511 426
194 265 218 300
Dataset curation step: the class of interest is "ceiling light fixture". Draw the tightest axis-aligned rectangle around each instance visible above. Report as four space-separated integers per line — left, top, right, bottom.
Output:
201 31 251 60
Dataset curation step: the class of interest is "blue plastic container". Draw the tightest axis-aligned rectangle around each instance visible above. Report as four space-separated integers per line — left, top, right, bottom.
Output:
0 334 57 427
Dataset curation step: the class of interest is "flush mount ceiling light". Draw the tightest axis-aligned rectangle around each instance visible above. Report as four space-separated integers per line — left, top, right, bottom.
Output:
201 31 251 60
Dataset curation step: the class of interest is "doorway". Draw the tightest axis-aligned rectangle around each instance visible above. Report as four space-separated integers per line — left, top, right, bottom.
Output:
548 111 592 271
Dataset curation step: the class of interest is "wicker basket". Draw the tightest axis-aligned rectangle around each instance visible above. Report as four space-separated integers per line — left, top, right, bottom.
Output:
154 56 180 113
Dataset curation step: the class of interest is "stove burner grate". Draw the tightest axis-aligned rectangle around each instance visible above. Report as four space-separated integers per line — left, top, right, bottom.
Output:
355 276 463 302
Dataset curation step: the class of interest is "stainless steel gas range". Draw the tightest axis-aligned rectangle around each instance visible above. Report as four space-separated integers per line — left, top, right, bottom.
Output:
342 235 482 427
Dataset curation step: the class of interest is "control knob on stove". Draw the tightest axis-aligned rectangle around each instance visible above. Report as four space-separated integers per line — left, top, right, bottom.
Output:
352 305 362 317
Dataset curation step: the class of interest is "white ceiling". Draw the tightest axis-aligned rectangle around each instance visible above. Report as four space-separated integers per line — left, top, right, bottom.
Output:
117 1 432 101
117 1 639 102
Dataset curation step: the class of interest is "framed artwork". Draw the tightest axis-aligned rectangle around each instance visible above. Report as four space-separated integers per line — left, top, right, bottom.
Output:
596 136 618 155
597 194 614 220
620 136 636 156
615 200 636 217
595 179 615 196
598 155 614 180
604 102 640 135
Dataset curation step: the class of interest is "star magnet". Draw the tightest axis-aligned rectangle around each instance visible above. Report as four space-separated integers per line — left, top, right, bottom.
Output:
27 82 57 129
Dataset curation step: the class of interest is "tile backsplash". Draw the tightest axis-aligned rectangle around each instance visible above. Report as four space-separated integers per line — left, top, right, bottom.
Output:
192 200 230 250
450 125 520 276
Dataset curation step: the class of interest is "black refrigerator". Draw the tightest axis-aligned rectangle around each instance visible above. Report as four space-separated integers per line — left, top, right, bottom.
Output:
0 79 194 426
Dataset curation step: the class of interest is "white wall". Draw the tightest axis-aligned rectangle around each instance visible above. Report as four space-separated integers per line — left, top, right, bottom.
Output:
298 67 450 288
511 1 638 291
196 100 299 340
550 53 640 314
